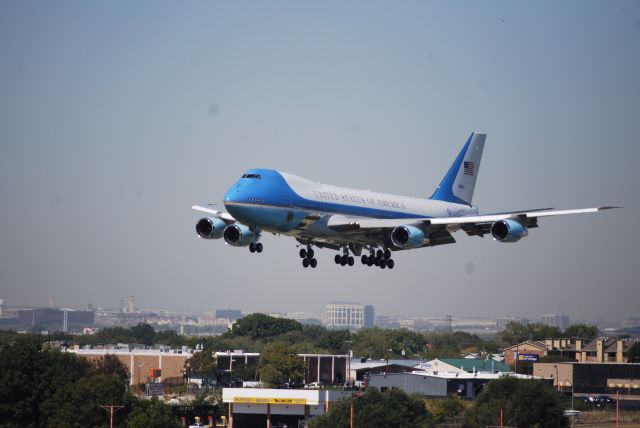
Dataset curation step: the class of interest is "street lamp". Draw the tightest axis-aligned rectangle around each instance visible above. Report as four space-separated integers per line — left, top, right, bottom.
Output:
561 379 575 428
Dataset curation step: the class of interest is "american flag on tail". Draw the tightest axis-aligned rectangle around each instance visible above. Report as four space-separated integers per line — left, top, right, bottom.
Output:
463 161 475 176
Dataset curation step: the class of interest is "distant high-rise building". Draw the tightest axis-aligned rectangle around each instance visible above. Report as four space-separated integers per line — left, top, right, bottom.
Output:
540 313 570 330
325 302 372 330
0 299 4 317
216 309 242 321
375 315 401 329
48 294 56 308
364 305 374 328
445 315 452 334
286 312 322 325
495 316 530 331
128 295 135 313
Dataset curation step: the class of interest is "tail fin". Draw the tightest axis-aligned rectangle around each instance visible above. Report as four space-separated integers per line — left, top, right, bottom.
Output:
430 132 486 206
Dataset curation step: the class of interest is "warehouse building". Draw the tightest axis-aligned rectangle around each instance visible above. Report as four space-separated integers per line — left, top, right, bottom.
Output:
222 387 352 428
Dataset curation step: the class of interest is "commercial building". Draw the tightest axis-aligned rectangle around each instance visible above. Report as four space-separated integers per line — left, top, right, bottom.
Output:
68 347 194 386
369 371 531 399
223 387 352 428
215 351 260 385
540 313 570 330
16 307 94 332
504 338 638 365
417 358 511 375
534 362 640 396
503 341 548 366
300 354 349 385
216 309 242 321
495 316 529 331
325 302 374 330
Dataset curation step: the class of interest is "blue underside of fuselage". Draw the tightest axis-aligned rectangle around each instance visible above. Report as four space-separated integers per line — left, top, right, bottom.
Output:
224 169 429 232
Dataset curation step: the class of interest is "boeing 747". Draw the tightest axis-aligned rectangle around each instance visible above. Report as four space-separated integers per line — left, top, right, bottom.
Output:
193 133 616 269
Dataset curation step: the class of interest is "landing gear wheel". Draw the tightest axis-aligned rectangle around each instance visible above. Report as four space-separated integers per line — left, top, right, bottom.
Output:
300 248 307 258
310 258 317 268
376 249 384 259
387 259 394 269
379 259 387 269
340 255 347 266
302 258 310 268
335 254 341 264
384 249 391 259
256 243 263 253
307 248 314 258
347 256 354 266
367 257 374 267
361 255 368 265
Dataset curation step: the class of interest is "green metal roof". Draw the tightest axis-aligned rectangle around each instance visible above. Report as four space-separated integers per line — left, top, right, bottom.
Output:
440 358 511 373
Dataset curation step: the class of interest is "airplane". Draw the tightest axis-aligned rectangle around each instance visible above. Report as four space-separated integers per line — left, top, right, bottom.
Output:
193 132 617 269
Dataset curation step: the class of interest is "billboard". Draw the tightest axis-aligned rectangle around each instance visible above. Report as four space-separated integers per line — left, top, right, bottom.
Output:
517 353 540 362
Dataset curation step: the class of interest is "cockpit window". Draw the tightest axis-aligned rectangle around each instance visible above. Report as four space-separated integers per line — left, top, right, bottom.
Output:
242 173 261 179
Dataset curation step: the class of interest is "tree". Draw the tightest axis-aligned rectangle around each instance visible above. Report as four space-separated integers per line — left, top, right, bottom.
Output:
463 377 567 428
428 396 465 424
230 313 302 340
185 347 217 384
310 388 432 428
126 399 182 428
563 324 598 339
496 321 530 346
258 342 304 387
131 323 156 346
628 341 640 363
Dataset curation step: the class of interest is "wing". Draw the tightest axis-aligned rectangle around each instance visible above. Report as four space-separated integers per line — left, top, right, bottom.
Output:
192 205 236 223
325 206 619 246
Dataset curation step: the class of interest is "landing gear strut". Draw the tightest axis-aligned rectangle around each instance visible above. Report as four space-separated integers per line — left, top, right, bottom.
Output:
360 247 394 269
300 243 317 268
335 247 354 267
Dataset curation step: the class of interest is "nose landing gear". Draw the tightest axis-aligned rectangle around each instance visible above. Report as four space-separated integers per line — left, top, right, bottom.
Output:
249 242 263 253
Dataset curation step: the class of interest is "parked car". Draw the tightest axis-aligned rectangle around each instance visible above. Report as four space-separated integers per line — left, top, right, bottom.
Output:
306 382 323 389
564 409 581 418
583 395 617 407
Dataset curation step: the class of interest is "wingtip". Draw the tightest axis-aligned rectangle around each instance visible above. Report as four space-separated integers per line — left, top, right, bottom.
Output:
599 206 622 210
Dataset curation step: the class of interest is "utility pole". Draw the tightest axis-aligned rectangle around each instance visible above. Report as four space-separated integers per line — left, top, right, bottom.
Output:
99 404 124 428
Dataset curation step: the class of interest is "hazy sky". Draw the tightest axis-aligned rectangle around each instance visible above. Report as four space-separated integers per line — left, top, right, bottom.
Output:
1 1 638 322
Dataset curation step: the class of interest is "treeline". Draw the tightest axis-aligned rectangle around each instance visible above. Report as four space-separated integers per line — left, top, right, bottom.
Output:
0 314 601 361
0 336 184 427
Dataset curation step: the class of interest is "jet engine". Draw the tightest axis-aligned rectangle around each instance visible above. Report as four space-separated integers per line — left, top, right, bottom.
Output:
390 225 427 249
490 219 528 242
223 224 255 247
195 217 226 239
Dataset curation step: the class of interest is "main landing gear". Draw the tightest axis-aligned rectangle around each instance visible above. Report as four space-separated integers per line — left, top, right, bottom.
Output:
361 248 394 269
299 244 318 268
334 247 355 267
248 242 263 253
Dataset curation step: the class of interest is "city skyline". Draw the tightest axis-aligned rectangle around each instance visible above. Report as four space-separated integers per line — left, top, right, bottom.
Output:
0 293 632 326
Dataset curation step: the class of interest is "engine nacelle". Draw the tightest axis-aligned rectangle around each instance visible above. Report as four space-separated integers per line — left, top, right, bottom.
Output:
223 224 255 247
390 225 426 249
195 217 226 239
490 219 528 243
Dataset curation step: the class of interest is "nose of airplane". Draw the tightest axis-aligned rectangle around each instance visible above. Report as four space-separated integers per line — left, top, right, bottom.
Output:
224 180 245 206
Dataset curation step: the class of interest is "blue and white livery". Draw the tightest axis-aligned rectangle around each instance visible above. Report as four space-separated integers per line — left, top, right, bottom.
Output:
193 133 616 269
